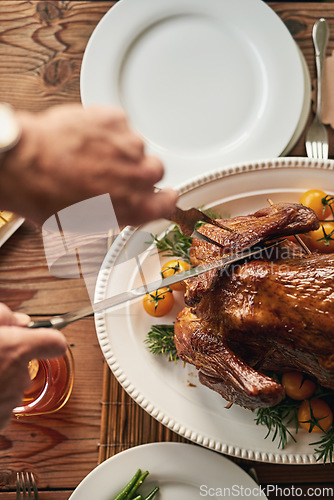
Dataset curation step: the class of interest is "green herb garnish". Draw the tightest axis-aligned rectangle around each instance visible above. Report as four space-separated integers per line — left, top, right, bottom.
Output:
144 324 178 362
152 224 192 263
254 398 299 449
311 427 334 464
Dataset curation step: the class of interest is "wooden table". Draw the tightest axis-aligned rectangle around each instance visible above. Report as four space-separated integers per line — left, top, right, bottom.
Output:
0 2 333 498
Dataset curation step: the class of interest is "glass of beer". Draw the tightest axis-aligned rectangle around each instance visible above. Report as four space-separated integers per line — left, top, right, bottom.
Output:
13 346 74 417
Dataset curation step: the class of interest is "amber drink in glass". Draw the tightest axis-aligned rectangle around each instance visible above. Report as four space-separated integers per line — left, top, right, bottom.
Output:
13 346 74 417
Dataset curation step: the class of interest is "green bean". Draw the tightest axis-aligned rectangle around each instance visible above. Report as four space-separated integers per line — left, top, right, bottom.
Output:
125 470 149 499
144 487 159 500
131 496 143 500
112 469 142 500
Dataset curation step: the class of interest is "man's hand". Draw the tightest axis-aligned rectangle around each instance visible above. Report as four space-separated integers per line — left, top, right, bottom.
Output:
0 104 177 226
0 304 67 430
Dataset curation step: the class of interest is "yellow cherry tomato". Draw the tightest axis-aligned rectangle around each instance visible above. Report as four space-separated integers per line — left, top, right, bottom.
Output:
143 287 174 317
298 398 333 433
307 222 334 253
299 189 332 220
161 259 191 291
281 372 316 400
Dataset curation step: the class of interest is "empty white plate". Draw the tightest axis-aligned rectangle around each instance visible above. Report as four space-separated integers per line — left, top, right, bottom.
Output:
80 0 306 186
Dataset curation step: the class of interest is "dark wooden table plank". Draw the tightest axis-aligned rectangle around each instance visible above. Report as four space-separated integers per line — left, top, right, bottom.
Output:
0 222 90 315
0 1 115 112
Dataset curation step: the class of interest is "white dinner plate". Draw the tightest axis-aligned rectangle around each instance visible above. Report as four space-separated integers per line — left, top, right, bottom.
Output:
69 442 266 499
95 157 334 465
281 49 310 157
80 0 306 187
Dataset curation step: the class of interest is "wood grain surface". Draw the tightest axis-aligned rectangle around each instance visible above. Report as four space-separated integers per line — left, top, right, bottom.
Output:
0 1 114 112
0 2 333 499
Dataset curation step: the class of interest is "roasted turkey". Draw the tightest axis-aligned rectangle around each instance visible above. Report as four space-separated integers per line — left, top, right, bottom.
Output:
174 202 334 410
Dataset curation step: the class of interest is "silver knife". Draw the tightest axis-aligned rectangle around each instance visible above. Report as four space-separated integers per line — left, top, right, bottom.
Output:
27 241 281 330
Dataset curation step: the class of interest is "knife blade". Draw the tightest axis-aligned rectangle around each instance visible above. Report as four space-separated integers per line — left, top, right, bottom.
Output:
27 241 282 330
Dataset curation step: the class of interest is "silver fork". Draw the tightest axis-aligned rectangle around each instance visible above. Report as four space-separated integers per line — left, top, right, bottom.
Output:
168 205 233 236
16 472 39 500
305 18 330 159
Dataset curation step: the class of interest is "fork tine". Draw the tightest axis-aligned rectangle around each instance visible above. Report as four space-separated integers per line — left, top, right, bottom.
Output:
29 472 39 500
26 472 33 499
16 472 21 499
196 209 233 232
305 141 312 159
313 140 327 160
16 472 26 499
168 206 233 237
314 142 320 159
322 143 329 159
16 472 38 500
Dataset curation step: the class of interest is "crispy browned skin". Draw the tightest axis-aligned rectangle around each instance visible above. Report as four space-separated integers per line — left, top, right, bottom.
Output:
175 308 285 408
186 203 319 306
190 203 318 263
175 203 327 410
196 253 334 377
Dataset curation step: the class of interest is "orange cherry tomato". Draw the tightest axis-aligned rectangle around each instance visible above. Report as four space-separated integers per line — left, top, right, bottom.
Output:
161 259 191 291
281 372 316 400
307 222 334 253
143 287 174 317
299 189 332 220
298 398 333 433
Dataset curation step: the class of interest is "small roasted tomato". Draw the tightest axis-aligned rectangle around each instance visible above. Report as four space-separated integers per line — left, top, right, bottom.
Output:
307 222 334 253
281 372 316 400
298 398 333 433
161 259 191 291
299 189 332 220
143 287 174 317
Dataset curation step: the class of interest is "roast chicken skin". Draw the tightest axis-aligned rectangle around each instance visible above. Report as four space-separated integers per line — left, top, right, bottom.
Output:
186 202 319 306
175 308 286 408
174 203 331 410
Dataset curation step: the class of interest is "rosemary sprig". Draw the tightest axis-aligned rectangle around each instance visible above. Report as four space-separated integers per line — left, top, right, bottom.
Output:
144 324 179 362
254 398 299 449
311 426 334 464
151 224 192 263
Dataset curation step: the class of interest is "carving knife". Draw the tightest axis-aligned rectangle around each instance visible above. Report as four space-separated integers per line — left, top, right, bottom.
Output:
27 241 282 330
